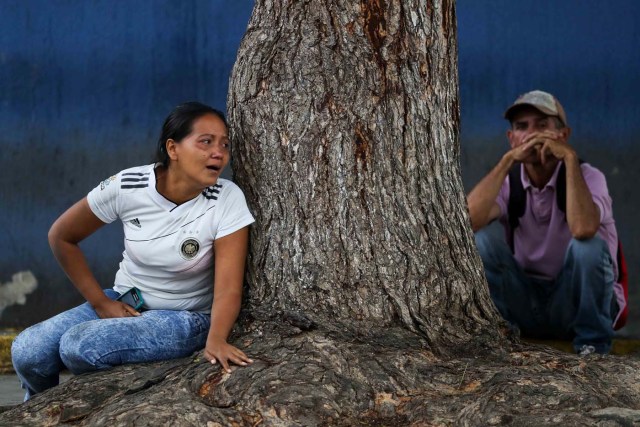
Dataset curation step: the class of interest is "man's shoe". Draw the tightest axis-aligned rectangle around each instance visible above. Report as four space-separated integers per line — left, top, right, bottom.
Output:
577 345 597 356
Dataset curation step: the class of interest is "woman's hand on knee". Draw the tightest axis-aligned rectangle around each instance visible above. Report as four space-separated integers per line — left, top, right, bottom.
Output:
93 299 141 319
204 336 253 373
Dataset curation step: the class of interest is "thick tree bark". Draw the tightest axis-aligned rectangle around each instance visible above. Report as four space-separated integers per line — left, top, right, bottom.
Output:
228 0 502 353
3 339 640 426
3 1 640 426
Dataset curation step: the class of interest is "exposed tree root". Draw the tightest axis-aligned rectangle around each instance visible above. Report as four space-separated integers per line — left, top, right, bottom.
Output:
3 321 639 426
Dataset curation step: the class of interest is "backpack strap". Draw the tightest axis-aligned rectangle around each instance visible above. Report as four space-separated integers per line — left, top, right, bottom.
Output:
555 160 584 213
506 164 526 251
614 240 629 329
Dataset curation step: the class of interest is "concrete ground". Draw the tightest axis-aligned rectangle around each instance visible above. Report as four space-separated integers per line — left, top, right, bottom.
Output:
0 373 71 412
0 374 24 406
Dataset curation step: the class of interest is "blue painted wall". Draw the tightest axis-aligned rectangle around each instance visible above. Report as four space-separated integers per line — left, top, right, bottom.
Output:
459 1 640 142
1 1 638 335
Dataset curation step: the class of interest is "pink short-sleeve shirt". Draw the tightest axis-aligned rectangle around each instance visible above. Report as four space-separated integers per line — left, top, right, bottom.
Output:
495 162 624 313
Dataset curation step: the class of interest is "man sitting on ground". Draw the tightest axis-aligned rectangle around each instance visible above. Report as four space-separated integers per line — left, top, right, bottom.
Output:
466 90 623 355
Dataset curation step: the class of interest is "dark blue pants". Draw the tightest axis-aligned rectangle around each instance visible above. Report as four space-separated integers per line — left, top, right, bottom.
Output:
475 229 615 354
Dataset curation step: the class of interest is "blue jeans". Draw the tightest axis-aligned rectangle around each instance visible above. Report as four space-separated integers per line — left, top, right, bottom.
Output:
475 229 615 354
11 289 210 400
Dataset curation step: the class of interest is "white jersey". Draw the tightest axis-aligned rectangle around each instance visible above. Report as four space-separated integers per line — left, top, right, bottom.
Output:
87 164 255 313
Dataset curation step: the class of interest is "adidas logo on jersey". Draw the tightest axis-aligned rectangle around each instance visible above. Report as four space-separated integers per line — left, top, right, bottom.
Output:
129 218 141 228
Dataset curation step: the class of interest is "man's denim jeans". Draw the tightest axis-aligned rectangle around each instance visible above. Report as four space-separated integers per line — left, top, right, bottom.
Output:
475 229 615 354
11 289 210 400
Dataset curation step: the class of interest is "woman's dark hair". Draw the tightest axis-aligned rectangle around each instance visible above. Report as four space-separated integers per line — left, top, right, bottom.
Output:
154 102 228 167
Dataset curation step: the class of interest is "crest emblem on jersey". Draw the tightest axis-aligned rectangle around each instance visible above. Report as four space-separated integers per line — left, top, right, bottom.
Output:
180 238 200 260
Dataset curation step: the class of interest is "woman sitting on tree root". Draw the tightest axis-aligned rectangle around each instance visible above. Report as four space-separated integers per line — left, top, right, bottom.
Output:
12 102 254 400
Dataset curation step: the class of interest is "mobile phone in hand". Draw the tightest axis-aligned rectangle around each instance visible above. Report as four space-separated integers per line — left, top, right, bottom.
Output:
116 287 145 310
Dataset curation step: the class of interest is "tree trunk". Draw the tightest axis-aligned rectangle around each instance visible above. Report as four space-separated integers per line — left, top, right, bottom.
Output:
228 0 502 353
3 1 640 426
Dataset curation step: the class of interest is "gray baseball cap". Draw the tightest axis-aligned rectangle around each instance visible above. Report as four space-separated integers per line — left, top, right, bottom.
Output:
504 90 568 126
